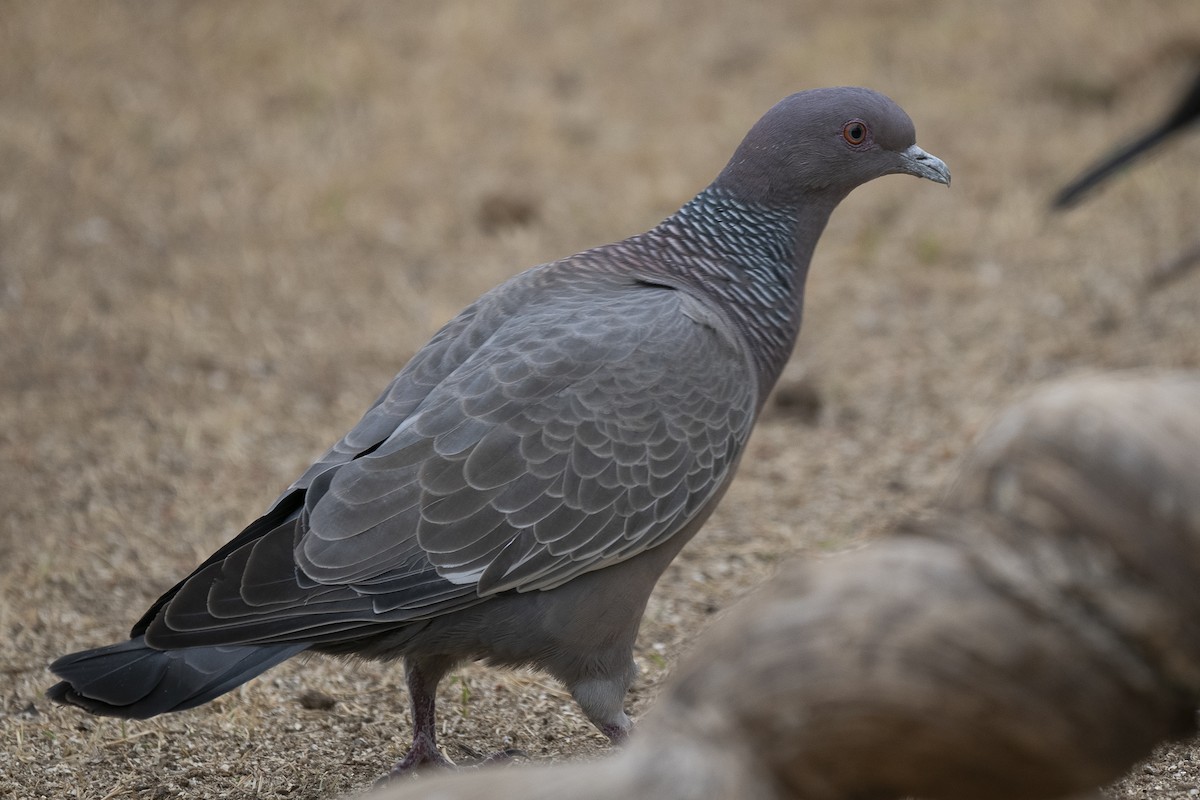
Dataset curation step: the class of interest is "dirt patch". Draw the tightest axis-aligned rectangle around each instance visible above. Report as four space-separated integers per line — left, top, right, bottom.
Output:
2 2 1199 797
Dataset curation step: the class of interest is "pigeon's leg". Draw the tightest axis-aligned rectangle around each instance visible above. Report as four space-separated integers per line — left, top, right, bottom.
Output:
568 662 636 744
385 656 456 778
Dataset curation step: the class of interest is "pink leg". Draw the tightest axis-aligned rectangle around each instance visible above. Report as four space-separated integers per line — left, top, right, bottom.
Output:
383 660 455 780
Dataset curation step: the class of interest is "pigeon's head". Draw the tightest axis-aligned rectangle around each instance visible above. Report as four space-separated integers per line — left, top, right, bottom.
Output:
716 87 950 206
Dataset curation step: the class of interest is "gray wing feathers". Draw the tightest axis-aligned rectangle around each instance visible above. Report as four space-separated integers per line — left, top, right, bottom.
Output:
298 282 755 598
153 273 756 646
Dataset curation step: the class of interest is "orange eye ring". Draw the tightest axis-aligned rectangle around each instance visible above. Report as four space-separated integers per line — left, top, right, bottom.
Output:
842 120 868 145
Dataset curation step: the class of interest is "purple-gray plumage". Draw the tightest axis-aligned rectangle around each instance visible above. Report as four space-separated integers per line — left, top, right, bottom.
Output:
47 87 949 779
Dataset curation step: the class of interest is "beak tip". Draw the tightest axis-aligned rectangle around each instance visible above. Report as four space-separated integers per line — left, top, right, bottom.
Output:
902 144 951 188
926 167 951 187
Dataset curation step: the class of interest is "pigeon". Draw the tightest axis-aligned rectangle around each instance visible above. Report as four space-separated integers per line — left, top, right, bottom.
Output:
47 87 949 777
1053 66 1200 209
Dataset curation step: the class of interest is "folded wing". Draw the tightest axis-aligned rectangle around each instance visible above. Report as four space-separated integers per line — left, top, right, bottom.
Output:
145 275 756 648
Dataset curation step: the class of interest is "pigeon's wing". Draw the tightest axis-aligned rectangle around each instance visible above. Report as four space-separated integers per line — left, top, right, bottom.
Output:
134 268 548 638
146 276 758 647
299 281 757 599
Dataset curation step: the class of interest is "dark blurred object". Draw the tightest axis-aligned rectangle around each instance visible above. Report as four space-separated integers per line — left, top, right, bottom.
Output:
769 365 823 426
1054 67 1200 209
297 689 337 711
477 191 540 233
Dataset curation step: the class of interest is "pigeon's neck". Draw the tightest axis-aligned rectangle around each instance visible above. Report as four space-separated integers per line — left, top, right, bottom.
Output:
643 185 840 398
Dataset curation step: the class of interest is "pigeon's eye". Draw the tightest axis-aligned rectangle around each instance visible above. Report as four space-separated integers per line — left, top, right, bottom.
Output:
842 121 868 145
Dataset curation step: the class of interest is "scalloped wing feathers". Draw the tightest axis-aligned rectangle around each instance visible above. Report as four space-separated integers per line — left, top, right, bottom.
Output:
147 265 756 647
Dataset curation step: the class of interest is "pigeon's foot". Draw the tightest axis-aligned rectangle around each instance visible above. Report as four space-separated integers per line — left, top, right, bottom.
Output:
375 739 455 785
456 744 529 767
599 721 630 743
375 744 527 786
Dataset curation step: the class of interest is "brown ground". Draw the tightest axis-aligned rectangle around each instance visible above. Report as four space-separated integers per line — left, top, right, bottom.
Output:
2 2 1199 798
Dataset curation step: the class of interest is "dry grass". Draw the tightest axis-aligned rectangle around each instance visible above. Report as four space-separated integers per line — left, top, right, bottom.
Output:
2 2 1199 798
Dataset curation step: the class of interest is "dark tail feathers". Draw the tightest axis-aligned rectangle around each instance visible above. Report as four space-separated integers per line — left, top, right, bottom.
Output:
47 636 306 719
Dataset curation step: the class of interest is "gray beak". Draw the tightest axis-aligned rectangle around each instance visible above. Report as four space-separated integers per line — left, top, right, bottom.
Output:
899 144 951 186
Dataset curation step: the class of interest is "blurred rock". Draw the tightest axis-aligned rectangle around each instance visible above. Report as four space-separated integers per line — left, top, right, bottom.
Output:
477 193 540 233
298 689 337 711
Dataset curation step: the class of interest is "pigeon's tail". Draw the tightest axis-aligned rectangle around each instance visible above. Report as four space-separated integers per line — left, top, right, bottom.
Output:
46 636 306 719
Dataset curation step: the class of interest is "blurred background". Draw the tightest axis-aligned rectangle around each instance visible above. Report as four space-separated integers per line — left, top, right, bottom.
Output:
2 1 1198 797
